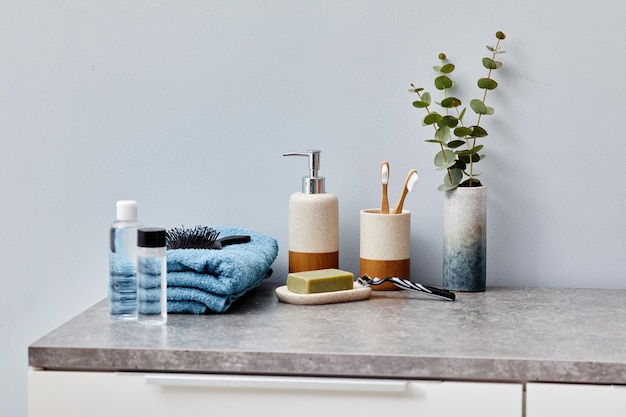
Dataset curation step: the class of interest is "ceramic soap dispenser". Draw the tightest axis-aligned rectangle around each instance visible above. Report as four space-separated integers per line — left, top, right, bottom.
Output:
283 150 339 272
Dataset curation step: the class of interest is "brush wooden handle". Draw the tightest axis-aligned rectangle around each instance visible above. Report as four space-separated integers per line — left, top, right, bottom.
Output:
393 169 417 214
381 183 389 214
393 187 408 214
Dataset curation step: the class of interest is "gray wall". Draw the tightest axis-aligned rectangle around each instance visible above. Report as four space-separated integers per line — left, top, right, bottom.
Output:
2 1 625 415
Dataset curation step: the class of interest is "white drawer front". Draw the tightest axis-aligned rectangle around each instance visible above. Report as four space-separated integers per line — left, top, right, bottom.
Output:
527 382 626 417
29 369 521 417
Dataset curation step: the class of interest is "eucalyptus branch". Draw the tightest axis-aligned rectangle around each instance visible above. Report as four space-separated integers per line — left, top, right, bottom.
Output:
410 31 506 191
410 84 454 184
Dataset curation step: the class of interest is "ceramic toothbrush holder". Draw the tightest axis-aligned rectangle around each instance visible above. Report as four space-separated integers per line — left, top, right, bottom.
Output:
359 209 411 290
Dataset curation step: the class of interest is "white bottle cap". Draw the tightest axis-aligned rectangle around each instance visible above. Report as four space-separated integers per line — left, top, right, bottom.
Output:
116 200 138 221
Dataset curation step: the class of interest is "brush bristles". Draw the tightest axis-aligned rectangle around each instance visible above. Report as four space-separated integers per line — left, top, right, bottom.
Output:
166 225 220 249
381 162 389 184
406 171 419 192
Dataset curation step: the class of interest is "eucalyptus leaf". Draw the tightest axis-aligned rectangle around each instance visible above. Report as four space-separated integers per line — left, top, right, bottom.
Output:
470 125 488 137
457 151 480 164
447 140 466 148
457 144 484 155
459 107 466 121
454 126 473 137
433 65 442 72
435 125 451 142
482 58 497 69
438 168 463 191
439 115 459 128
422 92 431 105
423 112 443 126
412 100 429 108
434 75 453 90
441 97 462 108
425 139 444 144
451 160 466 170
434 150 456 169
444 168 463 186
459 153 481 163
440 63 455 74
438 183 458 191
477 78 498 90
486 106 495 115
470 99 488 114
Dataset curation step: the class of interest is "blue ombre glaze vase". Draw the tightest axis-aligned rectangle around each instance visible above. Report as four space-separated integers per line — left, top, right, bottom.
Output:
443 186 487 292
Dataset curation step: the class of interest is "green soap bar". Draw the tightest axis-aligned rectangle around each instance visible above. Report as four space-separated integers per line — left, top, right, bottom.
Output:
287 269 354 294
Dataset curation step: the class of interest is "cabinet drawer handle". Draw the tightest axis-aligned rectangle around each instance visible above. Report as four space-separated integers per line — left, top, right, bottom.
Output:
145 374 408 393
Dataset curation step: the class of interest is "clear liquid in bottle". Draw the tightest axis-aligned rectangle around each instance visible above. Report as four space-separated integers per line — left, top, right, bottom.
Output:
109 200 142 320
136 227 167 326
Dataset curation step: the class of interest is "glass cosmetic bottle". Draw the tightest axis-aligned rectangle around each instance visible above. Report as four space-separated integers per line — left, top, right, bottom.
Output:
136 227 167 325
109 200 142 320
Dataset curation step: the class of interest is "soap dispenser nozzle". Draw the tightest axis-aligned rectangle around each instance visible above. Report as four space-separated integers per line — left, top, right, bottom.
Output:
283 150 325 194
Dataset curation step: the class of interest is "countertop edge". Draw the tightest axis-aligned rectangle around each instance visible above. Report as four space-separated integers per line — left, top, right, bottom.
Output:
28 346 626 385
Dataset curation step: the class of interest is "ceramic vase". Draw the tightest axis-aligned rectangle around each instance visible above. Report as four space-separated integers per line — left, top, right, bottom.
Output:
443 186 486 292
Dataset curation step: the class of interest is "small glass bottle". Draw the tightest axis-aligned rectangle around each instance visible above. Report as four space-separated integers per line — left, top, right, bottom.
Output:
137 227 167 325
109 200 143 320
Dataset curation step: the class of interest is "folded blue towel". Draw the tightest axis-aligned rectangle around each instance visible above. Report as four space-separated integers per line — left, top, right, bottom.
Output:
165 226 279 314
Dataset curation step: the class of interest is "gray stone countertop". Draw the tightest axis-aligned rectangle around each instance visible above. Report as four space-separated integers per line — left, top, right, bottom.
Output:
29 278 626 384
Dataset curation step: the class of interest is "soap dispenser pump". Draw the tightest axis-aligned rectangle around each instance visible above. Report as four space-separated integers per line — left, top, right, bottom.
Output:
283 150 339 273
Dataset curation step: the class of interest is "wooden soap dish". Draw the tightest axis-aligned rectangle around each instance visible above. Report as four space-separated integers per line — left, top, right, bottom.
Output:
275 282 371 305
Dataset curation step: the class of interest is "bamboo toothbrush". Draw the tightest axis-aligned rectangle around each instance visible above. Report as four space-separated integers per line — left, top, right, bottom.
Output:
393 169 419 214
380 161 390 214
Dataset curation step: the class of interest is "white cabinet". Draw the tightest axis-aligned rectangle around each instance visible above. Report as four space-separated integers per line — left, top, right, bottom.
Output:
526 383 626 417
28 369 522 417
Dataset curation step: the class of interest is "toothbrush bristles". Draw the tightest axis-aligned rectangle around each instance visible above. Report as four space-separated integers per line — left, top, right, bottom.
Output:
406 171 419 192
381 162 389 185
380 161 390 214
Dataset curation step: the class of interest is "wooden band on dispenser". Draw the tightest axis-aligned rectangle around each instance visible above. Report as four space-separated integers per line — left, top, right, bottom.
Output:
360 258 410 291
289 251 339 273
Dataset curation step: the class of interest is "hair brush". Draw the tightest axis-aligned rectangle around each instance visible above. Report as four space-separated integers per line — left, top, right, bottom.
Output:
166 226 251 250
